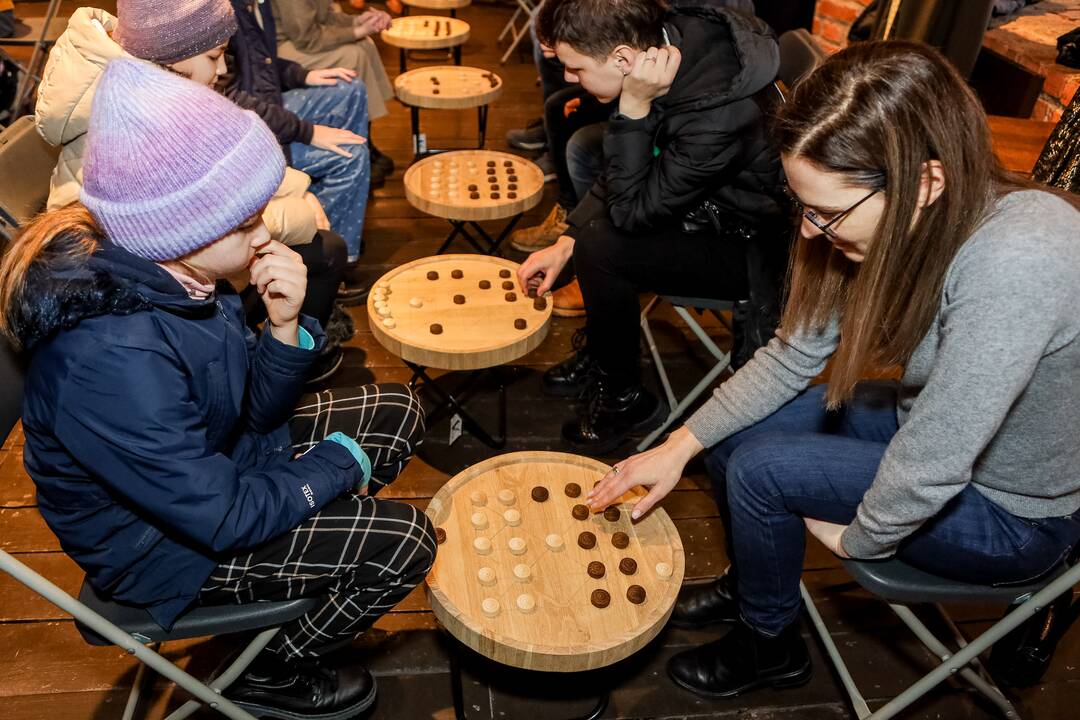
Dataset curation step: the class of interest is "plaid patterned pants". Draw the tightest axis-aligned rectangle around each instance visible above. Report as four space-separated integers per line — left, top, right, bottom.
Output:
197 384 437 660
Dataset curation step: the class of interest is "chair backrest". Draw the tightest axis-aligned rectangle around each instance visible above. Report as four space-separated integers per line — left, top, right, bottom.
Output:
777 28 826 91
0 114 59 242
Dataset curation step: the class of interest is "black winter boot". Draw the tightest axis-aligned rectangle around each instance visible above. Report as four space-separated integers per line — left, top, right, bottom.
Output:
225 650 377 720
561 374 665 454
669 569 740 629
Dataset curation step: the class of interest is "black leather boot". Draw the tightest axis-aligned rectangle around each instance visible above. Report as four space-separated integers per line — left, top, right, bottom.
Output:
667 621 811 698
225 650 377 720
669 569 739 628
542 328 597 397
561 376 665 454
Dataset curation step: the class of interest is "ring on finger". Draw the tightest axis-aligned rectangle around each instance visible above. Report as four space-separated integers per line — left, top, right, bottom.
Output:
612 466 621 475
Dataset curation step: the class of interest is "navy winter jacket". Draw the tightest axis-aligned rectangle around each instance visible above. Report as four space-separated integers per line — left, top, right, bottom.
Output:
13 242 363 628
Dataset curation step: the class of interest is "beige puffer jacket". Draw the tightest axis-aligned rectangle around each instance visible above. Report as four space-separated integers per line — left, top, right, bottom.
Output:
34 7 316 246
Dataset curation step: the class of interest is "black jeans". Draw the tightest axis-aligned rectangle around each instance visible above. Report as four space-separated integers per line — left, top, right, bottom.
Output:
544 85 611 209
243 229 347 332
573 213 750 389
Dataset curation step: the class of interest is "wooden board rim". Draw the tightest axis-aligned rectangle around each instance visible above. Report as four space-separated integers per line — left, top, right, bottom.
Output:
367 255 552 371
424 451 686 671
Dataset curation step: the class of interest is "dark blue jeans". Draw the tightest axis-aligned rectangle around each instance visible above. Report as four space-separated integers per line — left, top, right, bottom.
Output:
705 383 1080 636
284 80 371 259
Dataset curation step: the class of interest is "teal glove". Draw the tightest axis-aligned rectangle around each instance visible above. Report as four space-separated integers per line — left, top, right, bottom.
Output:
325 431 372 492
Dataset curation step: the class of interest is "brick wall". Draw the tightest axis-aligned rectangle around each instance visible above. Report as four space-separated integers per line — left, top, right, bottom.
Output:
812 0 873 54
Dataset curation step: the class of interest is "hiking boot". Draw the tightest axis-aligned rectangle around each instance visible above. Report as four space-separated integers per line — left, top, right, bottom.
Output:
667 621 811 698
225 651 377 720
306 346 344 387
506 117 547 150
542 328 596 397
510 204 568 252
552 278 585 318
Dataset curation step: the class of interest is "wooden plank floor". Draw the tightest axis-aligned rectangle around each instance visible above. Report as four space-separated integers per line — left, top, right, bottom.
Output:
2 2 1078 718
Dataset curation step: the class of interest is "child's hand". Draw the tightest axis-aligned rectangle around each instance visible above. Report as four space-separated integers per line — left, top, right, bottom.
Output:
249 240 308 340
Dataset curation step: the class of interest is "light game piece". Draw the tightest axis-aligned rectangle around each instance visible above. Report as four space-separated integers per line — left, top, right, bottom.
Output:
503 509 521 526
470 511 488 529
516 593 536 613
478 566 496 585
513 563 531 581
655 562 673 579
410 297 424 308
481 598 500 617
473 537 492 554
377 307 391 318
545 533 564 550
382 318 396 329
508 537 526 555
498 488 516 506
469 490 487 506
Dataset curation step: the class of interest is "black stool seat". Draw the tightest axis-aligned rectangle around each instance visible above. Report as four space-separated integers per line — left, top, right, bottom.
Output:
841 557 1062 606
76 580 319 646
660 295 732 311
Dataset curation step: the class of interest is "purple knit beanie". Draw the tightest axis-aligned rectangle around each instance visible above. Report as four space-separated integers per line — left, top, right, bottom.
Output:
114 0 238 65
80 58 285 262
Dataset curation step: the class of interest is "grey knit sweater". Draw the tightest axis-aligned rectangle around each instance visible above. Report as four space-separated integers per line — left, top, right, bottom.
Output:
684 190 1080 559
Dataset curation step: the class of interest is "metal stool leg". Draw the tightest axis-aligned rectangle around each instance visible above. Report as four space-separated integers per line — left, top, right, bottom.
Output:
411 105 423 161
407 363 506 449
477 105 489 149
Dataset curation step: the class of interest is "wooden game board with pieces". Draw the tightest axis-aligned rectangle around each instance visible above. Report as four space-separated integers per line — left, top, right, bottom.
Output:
381 15 470 49
403 150 544 222
425 451 686 671
367 255 553 371
395 66 503 109
402 0 471 9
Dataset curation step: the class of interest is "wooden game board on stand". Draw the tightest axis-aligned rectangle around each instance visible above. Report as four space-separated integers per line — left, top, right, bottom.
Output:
403 150 544 254
425 451 686 716
368 255 553 447
395 66 503 160
381 15 470 72
401 0 471 17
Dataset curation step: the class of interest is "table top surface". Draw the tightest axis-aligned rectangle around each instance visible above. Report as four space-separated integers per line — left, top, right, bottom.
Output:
367 255 552 371
394 65 503 109
403 150 545 222
402 0 472 8
425 452 686 672
381 15 470 48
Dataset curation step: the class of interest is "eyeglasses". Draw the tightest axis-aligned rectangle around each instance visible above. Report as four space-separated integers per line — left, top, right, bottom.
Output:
786 186 880 239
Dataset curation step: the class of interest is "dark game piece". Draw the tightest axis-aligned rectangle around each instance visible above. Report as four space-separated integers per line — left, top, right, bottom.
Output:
509 175 518 182
626 585 646 604
468 184 478 191
502 280 514 290
527 287 537 299
453 294 465 305
577 531 597 550
604 507 621 523
432 89 440 95
508 192 517 199
487 168 496 175
572 504 589 520
470 192 480 200
503 160 513 167
514 318 527 330
504 292 517 302
565 482 582 498
429 323 443 335
479 280 491 289
491 193 500 199
451 269 463 279
619 558 638 576
435 527 446 544
487 160 496 167
531 486 549 502
591 589 611 608
427 270 439 280
499 269 511 278
612 531 630 549
508 183 518 190
533 296 548 311
587 561 606 579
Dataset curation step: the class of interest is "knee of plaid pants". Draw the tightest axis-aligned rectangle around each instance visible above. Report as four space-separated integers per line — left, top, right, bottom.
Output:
288 383 426 490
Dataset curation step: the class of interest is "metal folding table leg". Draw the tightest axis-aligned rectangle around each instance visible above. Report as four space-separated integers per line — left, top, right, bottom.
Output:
407 363 506 449
437 215 523 255
477 105 489 148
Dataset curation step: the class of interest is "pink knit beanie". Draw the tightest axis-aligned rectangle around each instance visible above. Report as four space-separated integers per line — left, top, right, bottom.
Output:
114 0 238 65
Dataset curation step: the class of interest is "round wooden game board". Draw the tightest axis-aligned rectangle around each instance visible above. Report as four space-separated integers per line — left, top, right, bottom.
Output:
403 150 544 222
425 452 686 672
380 15 470 50
402 0 471 9
395 66 502 110
367 255 552 371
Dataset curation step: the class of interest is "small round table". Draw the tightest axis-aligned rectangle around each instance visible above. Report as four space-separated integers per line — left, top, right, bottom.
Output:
402 0 471 16
403 150 544 254
425 451 685 714
381 15 470 72
395 66 503 160
368 255 552 447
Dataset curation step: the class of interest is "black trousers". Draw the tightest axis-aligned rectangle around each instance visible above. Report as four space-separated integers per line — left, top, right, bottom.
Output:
198 385 436 660
573 214 750 388
243 229 347 332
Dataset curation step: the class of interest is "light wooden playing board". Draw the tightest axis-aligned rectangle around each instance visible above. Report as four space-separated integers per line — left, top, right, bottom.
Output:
394 66 503 109
367 255 552 371
402 0 471 9
380 15 470 49
425 452 686 672
403 150 544 222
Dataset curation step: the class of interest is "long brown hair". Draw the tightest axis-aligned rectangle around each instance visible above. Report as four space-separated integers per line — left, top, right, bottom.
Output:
776 40 1053 408
0 204 103 348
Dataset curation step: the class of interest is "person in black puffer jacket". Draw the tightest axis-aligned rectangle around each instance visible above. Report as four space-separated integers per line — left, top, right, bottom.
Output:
518 0 792 454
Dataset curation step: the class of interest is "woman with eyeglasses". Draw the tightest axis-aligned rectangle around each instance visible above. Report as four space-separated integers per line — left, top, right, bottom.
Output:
587 40 1080 699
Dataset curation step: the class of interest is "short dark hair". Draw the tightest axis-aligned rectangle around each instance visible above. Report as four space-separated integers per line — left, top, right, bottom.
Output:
537 0 668 61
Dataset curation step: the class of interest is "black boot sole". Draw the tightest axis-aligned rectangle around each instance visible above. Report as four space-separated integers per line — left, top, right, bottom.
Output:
563 396 668 455
232 681 377 720
541 379 594 398
667 660 812 699
667 612 739 630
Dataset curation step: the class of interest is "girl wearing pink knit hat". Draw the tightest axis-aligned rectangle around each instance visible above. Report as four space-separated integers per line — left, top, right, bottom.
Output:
3 59 434 720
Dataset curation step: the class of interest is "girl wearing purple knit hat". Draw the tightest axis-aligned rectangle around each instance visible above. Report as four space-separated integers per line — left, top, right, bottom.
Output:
1 59 434 720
